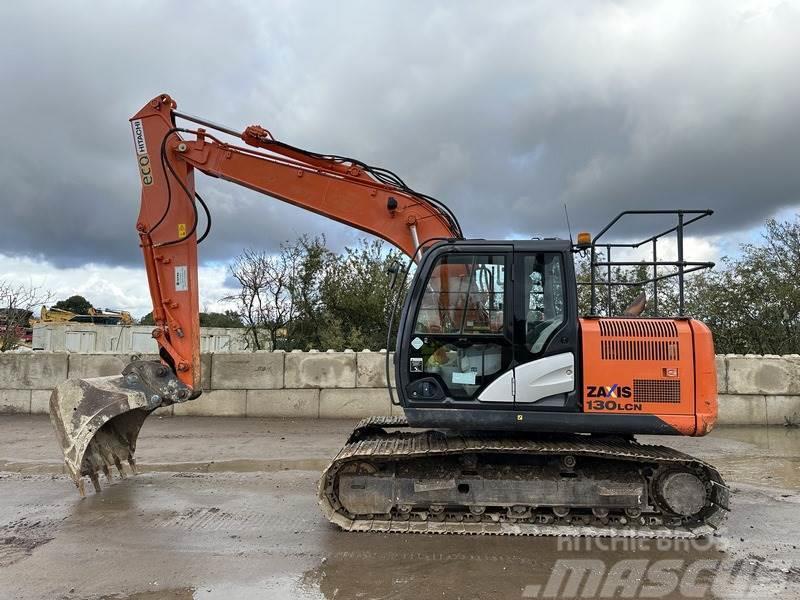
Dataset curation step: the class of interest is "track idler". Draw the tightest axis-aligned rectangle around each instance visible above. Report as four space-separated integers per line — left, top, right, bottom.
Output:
48 359 196 496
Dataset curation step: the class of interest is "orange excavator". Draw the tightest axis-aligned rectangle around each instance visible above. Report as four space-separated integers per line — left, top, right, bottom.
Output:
49 94 728 538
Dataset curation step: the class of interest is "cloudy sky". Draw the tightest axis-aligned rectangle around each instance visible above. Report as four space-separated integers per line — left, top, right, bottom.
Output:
1 1 799 317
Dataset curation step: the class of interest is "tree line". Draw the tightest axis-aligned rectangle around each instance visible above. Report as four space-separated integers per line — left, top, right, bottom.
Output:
226 214 800 355
2 215 799 354
226 236 407 351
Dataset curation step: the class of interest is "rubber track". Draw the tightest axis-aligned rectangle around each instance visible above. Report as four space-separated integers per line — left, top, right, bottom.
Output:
319 417 730 539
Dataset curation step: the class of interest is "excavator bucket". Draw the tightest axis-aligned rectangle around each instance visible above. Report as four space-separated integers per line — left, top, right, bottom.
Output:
48 359 194 495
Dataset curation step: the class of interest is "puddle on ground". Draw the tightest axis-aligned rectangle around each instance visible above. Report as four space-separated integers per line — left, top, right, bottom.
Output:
5 425 800 599
96 590 195 600
714 426 800 455
193 577 324 599
0 457 331 477
297 534 800 600
90 578 324 600
706 427 800 489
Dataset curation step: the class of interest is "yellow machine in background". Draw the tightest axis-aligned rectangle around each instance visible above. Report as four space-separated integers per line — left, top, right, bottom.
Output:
32 306 133 326
89 308 134 325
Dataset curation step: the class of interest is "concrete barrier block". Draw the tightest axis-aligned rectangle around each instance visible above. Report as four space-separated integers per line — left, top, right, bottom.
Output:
210 353 284 389
30 390 51 415
319 388 392 419
765 396 800 426
246 389 320 418
357 352 396 388
717 394 767 426
0 353 68 390
68 353 131 379
200 353 212 391
286 352 356 389
70 353 209 390
0 390 31 414
726 356 800 395
173 389 246 417
715 355 727 394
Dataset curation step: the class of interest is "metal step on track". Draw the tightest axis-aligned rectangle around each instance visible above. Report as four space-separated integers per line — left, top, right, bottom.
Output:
319 417 729 539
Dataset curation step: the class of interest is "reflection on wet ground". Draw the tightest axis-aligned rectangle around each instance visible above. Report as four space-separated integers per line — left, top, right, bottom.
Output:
300 535 800 600
0 423 797 599
688 426 800 490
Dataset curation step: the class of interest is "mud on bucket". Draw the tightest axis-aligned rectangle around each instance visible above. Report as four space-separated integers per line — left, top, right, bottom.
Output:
48 360 195 496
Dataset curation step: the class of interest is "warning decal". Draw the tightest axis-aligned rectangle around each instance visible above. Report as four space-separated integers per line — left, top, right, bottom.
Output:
175 266 188 292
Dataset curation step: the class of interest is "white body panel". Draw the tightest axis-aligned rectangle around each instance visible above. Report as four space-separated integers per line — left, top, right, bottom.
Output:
478 352 575 403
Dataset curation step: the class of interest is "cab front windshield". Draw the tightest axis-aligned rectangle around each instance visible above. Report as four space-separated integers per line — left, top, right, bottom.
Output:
413 254 505 336
411 254 506 399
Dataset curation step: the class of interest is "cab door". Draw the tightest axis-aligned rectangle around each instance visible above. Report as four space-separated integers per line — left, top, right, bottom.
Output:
401 244 515 407
511 251 579 409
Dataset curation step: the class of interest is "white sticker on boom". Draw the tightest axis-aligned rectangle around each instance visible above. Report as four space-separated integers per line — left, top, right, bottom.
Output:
411 337 423 350
131 119 147 155
174 266 188 291
452 371 476 385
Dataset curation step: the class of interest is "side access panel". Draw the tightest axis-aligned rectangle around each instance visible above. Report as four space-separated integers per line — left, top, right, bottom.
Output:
506 352 575 405
580 318 697 435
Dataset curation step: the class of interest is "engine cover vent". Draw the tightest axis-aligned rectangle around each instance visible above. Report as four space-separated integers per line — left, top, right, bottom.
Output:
601 340 680 361
634 379 681 403
599 319 678 338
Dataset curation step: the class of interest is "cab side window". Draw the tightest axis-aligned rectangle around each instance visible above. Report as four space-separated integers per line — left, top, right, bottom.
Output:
524 253 565 353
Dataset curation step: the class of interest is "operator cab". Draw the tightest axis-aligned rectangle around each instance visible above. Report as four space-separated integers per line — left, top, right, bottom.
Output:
395 239 581 429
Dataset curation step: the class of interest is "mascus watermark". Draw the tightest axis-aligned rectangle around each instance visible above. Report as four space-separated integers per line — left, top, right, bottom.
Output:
522 558 794 598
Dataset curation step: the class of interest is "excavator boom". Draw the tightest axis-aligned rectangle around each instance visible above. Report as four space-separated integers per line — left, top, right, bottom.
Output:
131 94 460 389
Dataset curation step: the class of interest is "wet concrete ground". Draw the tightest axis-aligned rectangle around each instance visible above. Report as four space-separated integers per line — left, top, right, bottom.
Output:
0 416 798 599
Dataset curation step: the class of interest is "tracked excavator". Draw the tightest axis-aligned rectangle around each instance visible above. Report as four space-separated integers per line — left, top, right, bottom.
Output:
50 94 729 538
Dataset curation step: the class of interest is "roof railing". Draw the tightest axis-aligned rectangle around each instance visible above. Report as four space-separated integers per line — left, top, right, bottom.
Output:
580 209 714 317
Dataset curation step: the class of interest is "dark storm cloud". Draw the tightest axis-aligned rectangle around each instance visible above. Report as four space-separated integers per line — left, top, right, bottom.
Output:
1 1 799 269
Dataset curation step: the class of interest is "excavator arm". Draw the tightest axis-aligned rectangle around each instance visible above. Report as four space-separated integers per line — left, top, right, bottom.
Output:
49 94 461 494
131 94 460 391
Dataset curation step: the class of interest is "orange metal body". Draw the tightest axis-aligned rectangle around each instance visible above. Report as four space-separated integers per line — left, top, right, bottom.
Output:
580 318 717 436
130 94 458 391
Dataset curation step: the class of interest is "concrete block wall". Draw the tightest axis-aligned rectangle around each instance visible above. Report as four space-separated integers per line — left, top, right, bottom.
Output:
716 354 800 425
154 350 394 418
31 323 251 353
1 351 799 425
0 353 68 414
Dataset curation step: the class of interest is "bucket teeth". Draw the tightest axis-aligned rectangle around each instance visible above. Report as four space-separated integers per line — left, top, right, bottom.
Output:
98 446 116 473
77 478 86 499
114 457 127 479
102 464 112 481
89 472 101 493
128 458 138 475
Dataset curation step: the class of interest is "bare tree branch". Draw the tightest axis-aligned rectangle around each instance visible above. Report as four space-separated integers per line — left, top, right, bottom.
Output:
0 281 53 351
225 245 301 351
